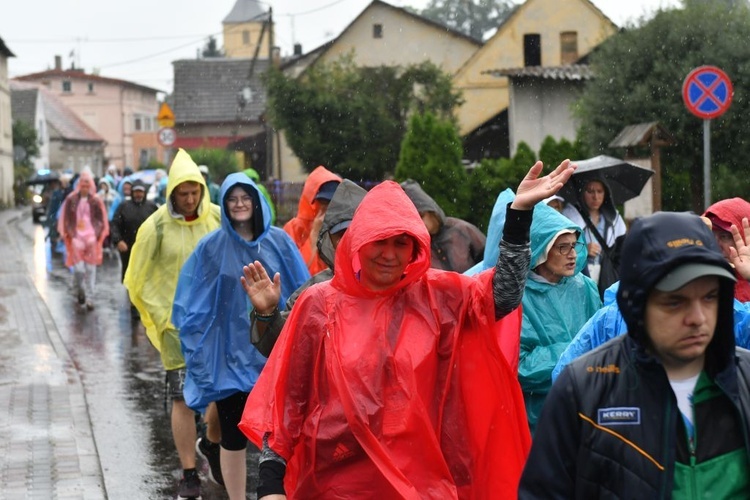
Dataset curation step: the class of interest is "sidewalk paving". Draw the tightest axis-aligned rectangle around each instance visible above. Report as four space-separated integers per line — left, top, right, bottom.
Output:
0 208 106 499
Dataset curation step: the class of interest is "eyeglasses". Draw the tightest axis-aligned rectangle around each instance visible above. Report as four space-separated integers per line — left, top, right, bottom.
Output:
554 241 585 256
226 195 253 206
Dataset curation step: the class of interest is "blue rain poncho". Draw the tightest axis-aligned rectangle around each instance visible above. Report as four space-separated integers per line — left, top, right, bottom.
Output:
173 173 310 412
551 282 750 382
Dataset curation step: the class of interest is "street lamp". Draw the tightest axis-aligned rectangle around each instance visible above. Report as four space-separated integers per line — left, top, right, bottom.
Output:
234 86 253 139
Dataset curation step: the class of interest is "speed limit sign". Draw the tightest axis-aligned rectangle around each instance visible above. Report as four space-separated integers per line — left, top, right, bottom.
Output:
157 127 176 147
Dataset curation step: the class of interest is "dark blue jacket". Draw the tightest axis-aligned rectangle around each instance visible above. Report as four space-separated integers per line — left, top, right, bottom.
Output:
520 212 750 498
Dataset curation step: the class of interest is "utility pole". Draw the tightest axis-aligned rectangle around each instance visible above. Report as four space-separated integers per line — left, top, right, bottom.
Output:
266 7 275 180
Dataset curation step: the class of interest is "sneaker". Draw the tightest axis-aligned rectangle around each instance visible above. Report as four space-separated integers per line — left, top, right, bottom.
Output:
177 470 202 500
77 289 86 305
196 437 224 487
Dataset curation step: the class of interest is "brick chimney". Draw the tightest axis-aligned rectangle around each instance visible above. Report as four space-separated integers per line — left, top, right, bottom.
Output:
54 55 62 70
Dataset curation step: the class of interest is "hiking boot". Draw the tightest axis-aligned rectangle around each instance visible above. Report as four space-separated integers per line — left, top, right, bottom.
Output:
177 470 202 500
196 437 224 487
77 289 86 305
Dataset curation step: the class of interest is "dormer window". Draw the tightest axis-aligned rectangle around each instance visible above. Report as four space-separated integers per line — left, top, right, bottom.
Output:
373 24 383 39
560 31 578 64
524 34 541 66
62 80 72 93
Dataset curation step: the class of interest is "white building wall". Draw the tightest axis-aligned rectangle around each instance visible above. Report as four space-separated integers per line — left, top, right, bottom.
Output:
33 91 50 171
0 54 13 206
508 78 583 155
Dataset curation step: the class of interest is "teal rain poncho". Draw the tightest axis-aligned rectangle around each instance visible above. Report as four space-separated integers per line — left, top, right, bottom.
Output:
173 173 310 411
466 189 601 430
521 196 601 430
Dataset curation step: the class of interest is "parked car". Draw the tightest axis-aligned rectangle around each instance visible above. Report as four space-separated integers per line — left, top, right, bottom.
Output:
26 169 61 224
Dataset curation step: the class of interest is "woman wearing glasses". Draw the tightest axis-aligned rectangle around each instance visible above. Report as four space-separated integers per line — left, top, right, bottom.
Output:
173 173 310 499
519 198 601 432
465 189 601 432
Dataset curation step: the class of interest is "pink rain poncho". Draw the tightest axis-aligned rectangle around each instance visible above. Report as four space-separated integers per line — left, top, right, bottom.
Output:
240 181 530 498
57 171 109 267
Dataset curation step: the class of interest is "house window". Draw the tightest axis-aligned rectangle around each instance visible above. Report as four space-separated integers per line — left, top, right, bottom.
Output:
560 31 578 65
139 148 157 167
62 80 72 93
524 34 541 67
87 82 95 93
373 24 383 39
134 116 142 132
243 30 250 45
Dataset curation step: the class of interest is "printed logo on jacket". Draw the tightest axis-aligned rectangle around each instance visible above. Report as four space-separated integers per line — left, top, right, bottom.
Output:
597 407 641 426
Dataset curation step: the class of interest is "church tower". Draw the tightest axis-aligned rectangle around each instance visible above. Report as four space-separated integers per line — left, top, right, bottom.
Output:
222 0 271 59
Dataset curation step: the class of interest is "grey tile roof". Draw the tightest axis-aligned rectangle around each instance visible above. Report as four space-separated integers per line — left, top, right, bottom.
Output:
172 58 268 124
10 87 38 125
223 0 268 23
485 64 593 80
609 122 675 148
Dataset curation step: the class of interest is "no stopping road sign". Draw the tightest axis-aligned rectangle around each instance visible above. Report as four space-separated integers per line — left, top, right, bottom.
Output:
682 66 733 119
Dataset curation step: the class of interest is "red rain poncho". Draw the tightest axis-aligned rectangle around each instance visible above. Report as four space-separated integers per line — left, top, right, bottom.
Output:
703 197 750 302
283 165 342 275
241 181 530 498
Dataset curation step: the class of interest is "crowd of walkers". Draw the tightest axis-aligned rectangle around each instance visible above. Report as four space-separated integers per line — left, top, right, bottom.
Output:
41 151 750 499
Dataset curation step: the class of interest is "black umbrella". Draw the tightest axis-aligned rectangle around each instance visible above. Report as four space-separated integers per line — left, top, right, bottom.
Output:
558 155 654 206
26 169 61 185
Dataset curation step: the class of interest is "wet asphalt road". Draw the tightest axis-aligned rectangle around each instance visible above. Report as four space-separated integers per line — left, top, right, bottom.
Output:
11 210 258 499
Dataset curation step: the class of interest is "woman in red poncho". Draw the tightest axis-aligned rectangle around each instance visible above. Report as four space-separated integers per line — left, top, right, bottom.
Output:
57 169 109 310
703 197 750 302
241 161 576 499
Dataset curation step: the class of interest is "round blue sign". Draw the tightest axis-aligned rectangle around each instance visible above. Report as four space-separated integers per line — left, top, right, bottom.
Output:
682 66 733 119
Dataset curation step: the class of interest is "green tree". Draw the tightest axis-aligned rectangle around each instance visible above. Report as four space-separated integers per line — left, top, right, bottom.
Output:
12 120 40 205
419 0 514 40
538 135 590 168
202 36 223 58
265 55 462 181
186 148 239 184
577 1 750 211
465 142 536 232
395 112 468 217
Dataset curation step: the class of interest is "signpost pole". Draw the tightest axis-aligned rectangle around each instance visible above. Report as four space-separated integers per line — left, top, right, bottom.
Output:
703 119 711 210
682 65 732 210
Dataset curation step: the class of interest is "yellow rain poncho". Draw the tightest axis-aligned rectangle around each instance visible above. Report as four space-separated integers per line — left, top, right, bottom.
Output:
124 149 221 369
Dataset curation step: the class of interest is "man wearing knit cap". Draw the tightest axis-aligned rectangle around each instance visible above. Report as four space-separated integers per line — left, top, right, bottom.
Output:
520 211 750 498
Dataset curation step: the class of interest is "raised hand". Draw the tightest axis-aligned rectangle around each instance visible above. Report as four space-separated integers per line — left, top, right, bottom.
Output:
511 160 576 211
729 218 750 280
241 260 281 314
